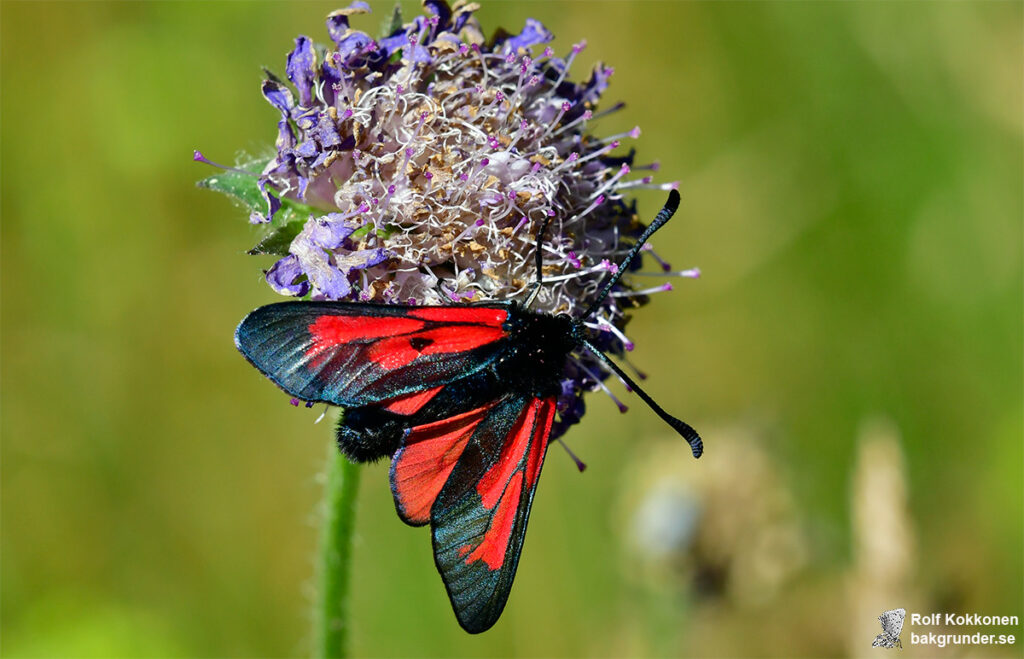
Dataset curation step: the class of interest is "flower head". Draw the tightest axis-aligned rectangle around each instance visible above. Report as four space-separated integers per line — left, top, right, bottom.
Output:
218 0 688 440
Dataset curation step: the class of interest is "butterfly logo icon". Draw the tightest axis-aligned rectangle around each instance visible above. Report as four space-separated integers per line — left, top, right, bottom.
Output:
872 607 906 649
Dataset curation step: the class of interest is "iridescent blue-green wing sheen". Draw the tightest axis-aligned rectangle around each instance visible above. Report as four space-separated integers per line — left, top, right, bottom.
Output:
423 394 556 633
234 301 511 407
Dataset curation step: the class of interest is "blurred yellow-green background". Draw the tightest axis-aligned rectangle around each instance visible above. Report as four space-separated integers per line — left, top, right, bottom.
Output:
2 1 1021 657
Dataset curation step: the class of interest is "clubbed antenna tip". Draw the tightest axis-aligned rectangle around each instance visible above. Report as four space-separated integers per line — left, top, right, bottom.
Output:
668 416 703 459
665 188 680 215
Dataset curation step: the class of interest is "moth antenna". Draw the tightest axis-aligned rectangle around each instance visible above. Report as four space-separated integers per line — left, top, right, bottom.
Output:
580 337 703 458
581 190 680 320
523 211 556 308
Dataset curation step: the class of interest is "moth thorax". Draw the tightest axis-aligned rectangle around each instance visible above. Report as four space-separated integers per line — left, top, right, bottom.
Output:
507 311 576 369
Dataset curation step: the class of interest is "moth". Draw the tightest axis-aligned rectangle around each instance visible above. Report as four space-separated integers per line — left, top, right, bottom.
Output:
235 190 702 632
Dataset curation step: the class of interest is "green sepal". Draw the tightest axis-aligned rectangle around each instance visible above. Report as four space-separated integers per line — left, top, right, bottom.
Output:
349 223 397 241
383 4 403 38
197 165 265 211
197 157 321 255
247 218 307 256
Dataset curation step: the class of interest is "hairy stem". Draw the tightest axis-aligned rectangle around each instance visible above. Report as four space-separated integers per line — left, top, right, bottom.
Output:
316 442 361 658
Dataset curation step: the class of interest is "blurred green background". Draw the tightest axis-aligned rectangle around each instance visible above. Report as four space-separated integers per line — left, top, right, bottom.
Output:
2 1 1021 657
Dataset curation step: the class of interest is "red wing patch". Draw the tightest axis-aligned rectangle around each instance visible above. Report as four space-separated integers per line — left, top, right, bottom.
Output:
391 404 493 525
408 307 508 325
474 400 539 509
523 401 553 490
365 325 506 371
366 335 424 370
462 472 524 569
308 314 425 346
417 325 506 356
457 397 555 570
305 315 425 368
305 309 506 371
382 386 444 416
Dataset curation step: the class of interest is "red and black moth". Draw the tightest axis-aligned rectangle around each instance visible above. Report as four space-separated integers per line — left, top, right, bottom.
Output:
235 190 702 633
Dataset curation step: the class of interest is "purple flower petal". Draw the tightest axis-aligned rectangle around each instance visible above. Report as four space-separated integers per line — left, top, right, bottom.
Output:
286 36 316 107
289 216 390 300
293 108 317 131
295 140 318 158
326 1 372 45
501 18 553 53
309 150 333 170
581 64 614 106
319 57 342 107
551 391 586 441
310 114 341 148
309 266 351 300
423 0 451 29
291 228 351 299
338 31 376 63
266 254 310 296
377 32 407 58
378 29 431 63
255 177 281 223
407 44 432 64
261 79 294 115
309 214 357 249
349 247 390 269
275 118 296 151
451 3 476 32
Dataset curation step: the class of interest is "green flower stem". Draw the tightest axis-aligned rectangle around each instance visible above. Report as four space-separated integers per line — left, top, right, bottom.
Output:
316 441 361 659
